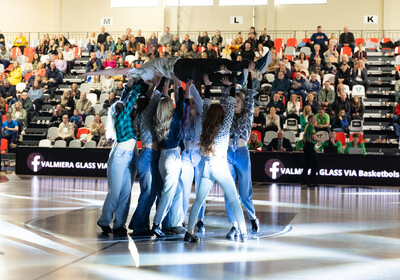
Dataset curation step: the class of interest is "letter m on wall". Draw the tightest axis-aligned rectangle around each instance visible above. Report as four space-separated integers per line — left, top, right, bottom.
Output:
101 18 113 26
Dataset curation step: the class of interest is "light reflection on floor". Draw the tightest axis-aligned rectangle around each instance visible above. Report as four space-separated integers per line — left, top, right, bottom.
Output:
1 174 400 279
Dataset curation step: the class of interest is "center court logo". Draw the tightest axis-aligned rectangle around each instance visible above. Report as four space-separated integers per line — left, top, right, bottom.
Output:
27 153 44 172
264 159 284 179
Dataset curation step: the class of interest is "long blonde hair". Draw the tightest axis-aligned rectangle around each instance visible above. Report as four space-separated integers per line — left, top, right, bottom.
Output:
155 97 174 141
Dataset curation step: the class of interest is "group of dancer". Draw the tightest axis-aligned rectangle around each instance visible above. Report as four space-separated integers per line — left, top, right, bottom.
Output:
95 53 272 242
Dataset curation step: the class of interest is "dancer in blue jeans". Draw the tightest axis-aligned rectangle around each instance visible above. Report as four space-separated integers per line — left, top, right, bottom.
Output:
223 63 260 239
184 75 248 243
128 75 165 236
151 76 190 237
97 79 145 236
179 83 206 232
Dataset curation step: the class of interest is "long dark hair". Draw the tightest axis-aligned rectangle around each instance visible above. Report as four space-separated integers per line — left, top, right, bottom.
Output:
200 104 225 156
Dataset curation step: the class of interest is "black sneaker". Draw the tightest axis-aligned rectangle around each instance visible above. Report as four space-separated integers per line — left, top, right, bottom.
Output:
184 232 200 243
251 218 260 234
131 229 152 237
196 220 205 233
97 221 112 234
226 226 239 240
152 224 166 238
113 226 127 236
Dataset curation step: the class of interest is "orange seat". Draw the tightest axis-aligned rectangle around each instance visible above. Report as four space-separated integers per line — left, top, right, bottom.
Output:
274 38 284 50
76 127 89 139
212 46 219 56
0 139 8 154
2 115 6 122
349 133 363 144
158 46 166 53
355 38 365 46
285 55 294 62
302 38 311 44
11 47 21 60
24 72 33 82
23 47 34 62
5 104 8 112
395 46 400 55
369 38 378 44
52 55 58 62
396 65 400 71
197 46 205 53
335 132 346 146
73 46 81 58
286 38 297 48
340 46 352 57
249 130 262 143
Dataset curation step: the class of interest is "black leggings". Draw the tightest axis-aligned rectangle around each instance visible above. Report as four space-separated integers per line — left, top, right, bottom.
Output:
301 142 318 185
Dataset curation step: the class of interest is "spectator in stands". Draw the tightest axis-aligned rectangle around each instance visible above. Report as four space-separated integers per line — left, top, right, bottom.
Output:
62 44 75 74
0 79 17 105
222 44 232 60
286 94 301 122
325 62 336 75
244 32 258 51
255 43 267 61
267 93 286 126
315 107 330 132
350 96 364 120
100 91 116 116
55 33 70 48
324 43 339 66
171 34 181 53
318 81 335 111
248 132 263 151
274 62 291 80
135 30 145 45
311 26 328 53
353 43 367 63
88 114 105 144
328 33 338 48
116 57 125 68
114 38 127 60
351 60 368 90
318 131 342 153
48 40 58 56
89 75 102 97
50 104 65 125
97 26 110 49
13 32 28 53
112 81 124 98
165 44 173 57
211 30 223 53
76 92 92 121
0 96 6 115
35 39 48 57
69 109 82 128
178 44 188 58
160 27 173 46
300 105 313 131
125 28 132 38
86 52 103 73
103 52 116 69
332 108 349 133
31 53 40 71
188 43 201 59
146 32 158 53
1 112 18 148
55 52 67 76
33 61 46 79
204 42 217 59
198 31 210 47
307 73 321 96
235 32 244 47
21 57 33 77
295 52 309 77
60 90 75 116
28 80 44 112
267 52 280 73
344 133 365 155
267 130 293 152
19 92 34 121
393 103 400 141
332 91 351 116
240 42 255 62
55 114 75 145
259 28 273 48
87 32 97 55
11 101 27 133
265 107 280 132
101 76 114 95
8 61 22 86
229 39 240 60
310 57 324 78
290 72 307 102
337 26 355 53
46 62 63 98
335 62 351 88
182 34 194 52
96 44 108 61
69 83 80 99
0 30 4 47
104 36 115 53
309 44 325 66
127 35 139 56
272 71 290 100
0 46 11 69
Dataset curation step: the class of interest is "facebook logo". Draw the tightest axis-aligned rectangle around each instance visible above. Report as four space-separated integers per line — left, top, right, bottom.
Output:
264 159 283 180
27 153 44 172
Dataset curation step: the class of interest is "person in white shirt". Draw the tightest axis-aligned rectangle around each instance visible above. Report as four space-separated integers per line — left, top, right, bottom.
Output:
101 75 114 94
62 44 76 74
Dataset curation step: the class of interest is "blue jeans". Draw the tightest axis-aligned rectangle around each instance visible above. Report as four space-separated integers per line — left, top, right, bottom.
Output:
2 130 18 144
128 148 158 232
154 148 183 227
394 115 400 137
98 147 135 229
188 156 247 233
225 146 256 224
179 149 205 219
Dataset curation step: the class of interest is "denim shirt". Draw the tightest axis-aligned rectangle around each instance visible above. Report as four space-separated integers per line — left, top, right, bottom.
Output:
183 84 203 147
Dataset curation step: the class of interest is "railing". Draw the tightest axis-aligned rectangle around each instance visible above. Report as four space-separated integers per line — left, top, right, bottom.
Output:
2 30 400 49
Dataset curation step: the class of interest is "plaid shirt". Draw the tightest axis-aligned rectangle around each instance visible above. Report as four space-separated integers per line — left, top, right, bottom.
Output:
115 83 142 143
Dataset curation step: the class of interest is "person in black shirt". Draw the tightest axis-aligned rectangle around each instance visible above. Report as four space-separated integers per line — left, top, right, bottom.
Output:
337 26 355 53
97 26 110 50
252 106 265 140
203 42 217 59
241 42 255 62
135 30 145 45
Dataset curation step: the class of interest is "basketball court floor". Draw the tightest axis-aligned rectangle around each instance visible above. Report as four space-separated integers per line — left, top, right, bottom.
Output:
1 173 400 280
